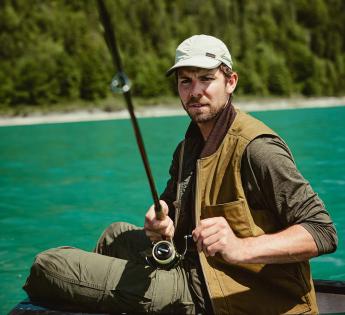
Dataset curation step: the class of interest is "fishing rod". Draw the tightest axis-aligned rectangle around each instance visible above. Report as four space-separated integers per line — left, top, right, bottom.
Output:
96 0 163 219
96 0 192 268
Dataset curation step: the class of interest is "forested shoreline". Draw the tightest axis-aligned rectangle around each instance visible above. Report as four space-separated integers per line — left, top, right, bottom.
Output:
1 0 344 110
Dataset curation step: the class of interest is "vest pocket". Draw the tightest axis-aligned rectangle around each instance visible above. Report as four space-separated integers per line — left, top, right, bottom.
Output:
202 199 254 237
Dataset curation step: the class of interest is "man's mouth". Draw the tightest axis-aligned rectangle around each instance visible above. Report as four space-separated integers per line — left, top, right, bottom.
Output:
187 103 207 108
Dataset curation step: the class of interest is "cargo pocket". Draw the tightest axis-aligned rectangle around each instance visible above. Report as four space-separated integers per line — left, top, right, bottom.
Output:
203 199 254 237
107 262 154 313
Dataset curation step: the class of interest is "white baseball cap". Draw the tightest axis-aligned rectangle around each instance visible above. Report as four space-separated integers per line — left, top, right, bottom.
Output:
166 34 233 76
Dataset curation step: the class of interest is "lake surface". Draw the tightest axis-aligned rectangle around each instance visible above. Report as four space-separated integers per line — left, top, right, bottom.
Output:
1 106 344 313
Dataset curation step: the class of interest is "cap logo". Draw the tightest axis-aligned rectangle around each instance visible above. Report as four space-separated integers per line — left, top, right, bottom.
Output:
206 52 216 58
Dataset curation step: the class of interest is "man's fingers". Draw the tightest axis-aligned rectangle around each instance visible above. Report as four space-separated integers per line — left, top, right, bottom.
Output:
145 230 162 242
201 234 224 256
196 229 221 254
166 220 175 239
192 217 232 256
193 224 217 252
192 217 220 241
144 200 175 241
144 215 174 239
144 218 169 231
159 200 169 216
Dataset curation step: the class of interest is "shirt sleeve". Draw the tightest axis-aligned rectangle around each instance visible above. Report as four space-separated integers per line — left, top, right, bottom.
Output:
241 136 338 255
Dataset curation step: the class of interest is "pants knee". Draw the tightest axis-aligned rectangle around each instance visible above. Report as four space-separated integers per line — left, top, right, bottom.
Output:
23 251 52 297
95 222 138 253
106 222 137 237
23 247 75 297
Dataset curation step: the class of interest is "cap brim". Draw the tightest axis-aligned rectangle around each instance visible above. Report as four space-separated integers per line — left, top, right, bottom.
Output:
166 56 222 76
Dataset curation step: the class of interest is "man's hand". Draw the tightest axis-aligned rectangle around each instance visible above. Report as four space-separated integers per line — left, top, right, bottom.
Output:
192 217 243 264
192 217 319 264
144 200 175 242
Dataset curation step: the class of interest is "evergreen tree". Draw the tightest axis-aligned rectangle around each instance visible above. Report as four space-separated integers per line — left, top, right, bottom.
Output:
0 0 344 108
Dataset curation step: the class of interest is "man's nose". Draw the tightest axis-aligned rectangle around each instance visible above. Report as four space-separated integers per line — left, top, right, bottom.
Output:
190 81 203 98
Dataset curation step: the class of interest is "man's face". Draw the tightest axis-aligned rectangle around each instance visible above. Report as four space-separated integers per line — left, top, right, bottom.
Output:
177 67 237 125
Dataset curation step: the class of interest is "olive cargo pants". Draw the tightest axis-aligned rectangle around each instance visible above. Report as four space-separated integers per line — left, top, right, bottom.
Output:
23 222 195 314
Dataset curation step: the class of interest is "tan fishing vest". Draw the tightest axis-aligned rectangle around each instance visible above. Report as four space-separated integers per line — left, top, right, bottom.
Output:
192 110 318 314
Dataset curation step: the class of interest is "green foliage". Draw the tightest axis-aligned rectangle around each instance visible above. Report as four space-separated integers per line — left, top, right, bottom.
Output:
268 62 293 96
0 0 344 108
0 62 14 105
133 55 172 97
55 53 81 100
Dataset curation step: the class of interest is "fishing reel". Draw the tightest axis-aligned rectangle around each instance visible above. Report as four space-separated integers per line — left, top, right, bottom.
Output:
152 240 178 266
146 235 192 270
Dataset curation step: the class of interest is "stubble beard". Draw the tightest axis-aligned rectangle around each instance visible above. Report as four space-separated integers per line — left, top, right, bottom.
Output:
183 101 224 124
187 106 219 123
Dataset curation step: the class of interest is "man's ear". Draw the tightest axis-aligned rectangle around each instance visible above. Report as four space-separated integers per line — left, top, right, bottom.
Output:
226 72 238 94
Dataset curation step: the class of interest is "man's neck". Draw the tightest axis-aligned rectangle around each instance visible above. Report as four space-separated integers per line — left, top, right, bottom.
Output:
197 121 215 141
197 98 232 140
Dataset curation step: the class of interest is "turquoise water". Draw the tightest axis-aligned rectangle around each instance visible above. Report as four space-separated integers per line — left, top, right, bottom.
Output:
1 106 344 313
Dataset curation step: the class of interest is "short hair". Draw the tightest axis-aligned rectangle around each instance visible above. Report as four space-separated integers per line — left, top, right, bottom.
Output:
219 63 233 78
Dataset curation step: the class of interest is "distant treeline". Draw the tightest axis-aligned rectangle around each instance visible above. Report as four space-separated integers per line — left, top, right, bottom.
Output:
0 0 344 106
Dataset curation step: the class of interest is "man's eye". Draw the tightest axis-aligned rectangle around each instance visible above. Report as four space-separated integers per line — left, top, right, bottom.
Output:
202 77 213 81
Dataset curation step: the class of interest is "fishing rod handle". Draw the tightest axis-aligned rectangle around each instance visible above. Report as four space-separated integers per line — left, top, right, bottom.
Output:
155 201 165 220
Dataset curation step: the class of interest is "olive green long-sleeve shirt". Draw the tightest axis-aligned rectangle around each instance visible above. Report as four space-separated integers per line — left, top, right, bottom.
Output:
241 135 337 254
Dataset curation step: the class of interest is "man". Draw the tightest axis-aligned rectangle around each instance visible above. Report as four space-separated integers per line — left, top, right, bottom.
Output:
24 35 337 314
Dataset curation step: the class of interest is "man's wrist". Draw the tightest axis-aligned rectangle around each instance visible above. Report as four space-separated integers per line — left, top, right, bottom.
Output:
224 237 253 264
